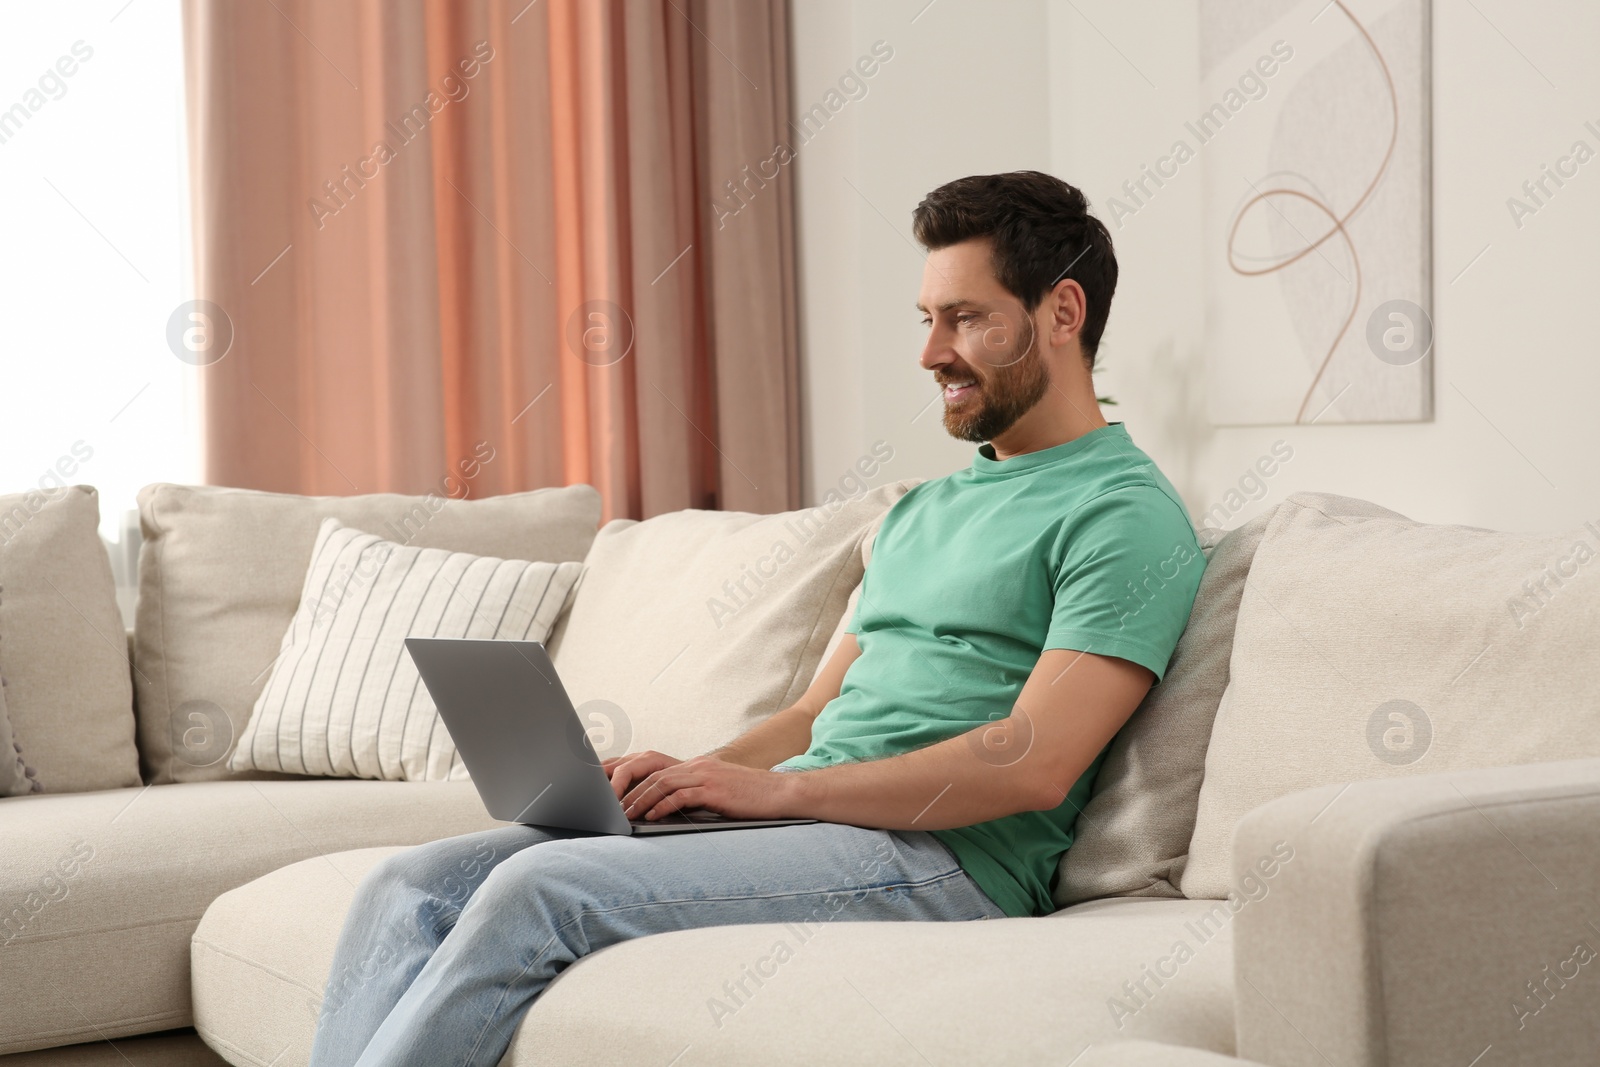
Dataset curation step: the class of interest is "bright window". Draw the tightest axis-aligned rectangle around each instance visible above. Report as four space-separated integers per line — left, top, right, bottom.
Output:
0 0 199 551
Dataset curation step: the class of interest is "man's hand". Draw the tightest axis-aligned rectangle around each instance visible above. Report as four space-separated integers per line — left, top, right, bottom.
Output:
602 751 684 801
619 755 800 822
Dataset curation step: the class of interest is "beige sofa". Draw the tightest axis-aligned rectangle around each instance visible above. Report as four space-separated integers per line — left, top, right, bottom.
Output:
3 483 1598 1066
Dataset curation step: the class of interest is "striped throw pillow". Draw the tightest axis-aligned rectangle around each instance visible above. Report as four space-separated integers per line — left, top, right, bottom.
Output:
230 518 584 781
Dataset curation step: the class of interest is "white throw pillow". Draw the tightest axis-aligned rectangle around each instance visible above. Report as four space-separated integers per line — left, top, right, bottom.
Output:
230 519 583 781
1182 492 1600 898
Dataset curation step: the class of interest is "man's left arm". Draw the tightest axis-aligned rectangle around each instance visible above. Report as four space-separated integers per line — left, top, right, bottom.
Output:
621 648 1153 827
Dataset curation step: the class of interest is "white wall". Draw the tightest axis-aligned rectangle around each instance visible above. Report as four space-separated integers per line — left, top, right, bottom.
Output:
789 0 1051 501
793 0 1600 533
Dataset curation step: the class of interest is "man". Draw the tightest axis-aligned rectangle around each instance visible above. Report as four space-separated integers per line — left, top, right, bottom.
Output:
309 171 1204 1066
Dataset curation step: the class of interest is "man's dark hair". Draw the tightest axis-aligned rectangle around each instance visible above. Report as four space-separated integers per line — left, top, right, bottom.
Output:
912 171 1117 365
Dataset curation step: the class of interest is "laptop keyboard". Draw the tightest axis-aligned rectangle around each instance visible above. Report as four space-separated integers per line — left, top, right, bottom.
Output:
628 810 729 827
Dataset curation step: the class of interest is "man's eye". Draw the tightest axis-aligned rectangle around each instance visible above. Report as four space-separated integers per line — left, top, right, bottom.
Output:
956 314 977 325
919 318 932 327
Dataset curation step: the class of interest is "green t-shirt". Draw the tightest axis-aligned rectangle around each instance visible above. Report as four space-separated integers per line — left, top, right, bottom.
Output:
777 423 1204 917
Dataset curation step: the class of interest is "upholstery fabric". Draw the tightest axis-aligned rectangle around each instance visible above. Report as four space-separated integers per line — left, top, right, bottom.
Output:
230 519 583 781
1078 1041 1267 1066
133 483 600 784
0 1030 227 1066
192 851 1237 1066
0 665 41 796
0 779 499 1056
1184 492 1600 897
1231 758 1600 1067
1055 509 1277 907
543 483 915 761
0 486 138 793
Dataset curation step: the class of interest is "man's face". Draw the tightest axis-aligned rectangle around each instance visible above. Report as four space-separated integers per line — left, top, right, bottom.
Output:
916 238 1049 443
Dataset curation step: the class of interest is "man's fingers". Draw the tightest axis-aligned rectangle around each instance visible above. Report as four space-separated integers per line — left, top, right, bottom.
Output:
608 758 646 799
624 767 705 817
622 769 674 814
610 754 662 799
609 753 683 798
620 770 650 811
644 786 704 821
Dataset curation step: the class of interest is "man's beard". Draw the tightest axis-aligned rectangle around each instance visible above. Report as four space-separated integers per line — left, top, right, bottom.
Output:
941 316 1050 443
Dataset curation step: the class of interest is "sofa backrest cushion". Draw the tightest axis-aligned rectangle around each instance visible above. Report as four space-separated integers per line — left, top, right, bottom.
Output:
134 483 601 784
0 486 139 793
1182 491 1600 898
1054 507 1277 907
545 482 915 761
0 668 40 796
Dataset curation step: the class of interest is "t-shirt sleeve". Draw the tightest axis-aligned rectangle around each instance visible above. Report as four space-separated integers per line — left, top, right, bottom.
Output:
843 563 868 636
842 504 900 637
1043 485 1204 682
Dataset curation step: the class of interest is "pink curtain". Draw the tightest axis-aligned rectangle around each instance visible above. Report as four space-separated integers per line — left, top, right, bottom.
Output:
183 0 800 521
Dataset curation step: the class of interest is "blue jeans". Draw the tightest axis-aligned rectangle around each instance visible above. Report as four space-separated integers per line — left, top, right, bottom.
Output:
307 821 1005 1066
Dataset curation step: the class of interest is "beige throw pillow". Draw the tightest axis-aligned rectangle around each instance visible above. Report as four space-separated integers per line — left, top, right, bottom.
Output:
545 482 915 761
231 520 584 781
1054 507 1278 907
1182 492 1600 898
0 486 139 793
135 484 601 784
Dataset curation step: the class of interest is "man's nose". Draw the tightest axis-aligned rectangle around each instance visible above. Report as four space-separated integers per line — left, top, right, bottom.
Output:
919 325 956 372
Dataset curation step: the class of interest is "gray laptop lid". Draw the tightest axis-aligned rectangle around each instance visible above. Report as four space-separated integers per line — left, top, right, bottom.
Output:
405 638 631 834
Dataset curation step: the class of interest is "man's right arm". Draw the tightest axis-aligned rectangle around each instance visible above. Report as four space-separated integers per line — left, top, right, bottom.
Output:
604 635 861 798
710 633 860 768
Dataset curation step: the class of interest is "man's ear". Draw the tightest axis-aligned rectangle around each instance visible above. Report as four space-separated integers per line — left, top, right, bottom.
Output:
1048 279 1087 349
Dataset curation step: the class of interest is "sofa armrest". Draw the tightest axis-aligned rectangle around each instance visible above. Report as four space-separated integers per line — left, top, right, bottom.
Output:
1231 757 1600 1067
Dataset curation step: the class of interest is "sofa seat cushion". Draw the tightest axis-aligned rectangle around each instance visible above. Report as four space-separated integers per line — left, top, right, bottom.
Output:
0 780 499 1056
1079 1041 1268 1066
0 1029 227 1066
192 848 1238 1066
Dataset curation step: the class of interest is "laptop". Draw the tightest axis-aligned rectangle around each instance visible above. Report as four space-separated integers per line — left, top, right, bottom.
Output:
405 637 817 836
